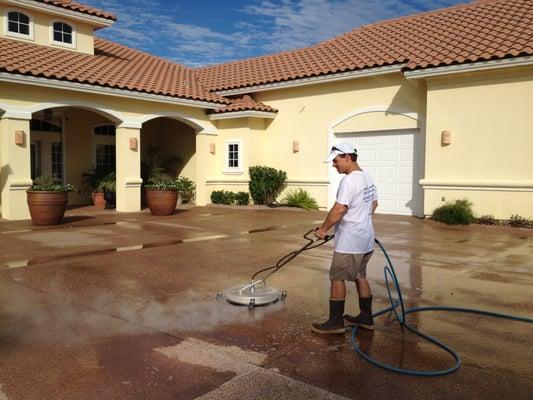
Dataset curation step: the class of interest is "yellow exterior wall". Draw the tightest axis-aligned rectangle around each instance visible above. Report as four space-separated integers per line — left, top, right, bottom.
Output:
422 66 533 219
0 4 94 54
207 73 426 208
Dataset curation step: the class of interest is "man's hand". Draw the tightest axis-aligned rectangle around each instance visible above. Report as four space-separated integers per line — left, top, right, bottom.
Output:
314 227 328 239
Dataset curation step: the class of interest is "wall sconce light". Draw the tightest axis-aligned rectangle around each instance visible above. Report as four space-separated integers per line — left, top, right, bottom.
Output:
129 137 138 150
15 130 25 145
209 142 216 154
292 140 300 153
441 130 452 146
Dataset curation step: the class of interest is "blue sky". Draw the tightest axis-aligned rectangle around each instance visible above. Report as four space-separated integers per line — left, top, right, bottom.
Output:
83 0 467 67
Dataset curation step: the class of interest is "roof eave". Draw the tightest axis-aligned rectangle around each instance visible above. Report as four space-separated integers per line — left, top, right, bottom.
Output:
404 56 533 79
0 71 224 109
3 0 115 28
208 110 277 120
214 64 406 96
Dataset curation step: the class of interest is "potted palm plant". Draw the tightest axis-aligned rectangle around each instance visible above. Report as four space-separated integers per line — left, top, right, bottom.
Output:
98 172 116 209
82 167 109 208
27 176 77 226
144 173 180 216
141 145 181 207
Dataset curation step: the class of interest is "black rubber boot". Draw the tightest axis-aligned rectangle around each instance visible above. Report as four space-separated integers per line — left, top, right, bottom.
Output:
344 296 374 330
312 299 346 334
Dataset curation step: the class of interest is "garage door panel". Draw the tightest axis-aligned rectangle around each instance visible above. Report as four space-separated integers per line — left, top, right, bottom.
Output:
331 129 420 216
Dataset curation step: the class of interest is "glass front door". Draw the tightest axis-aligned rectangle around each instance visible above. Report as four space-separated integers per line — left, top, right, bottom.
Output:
30 131 63 181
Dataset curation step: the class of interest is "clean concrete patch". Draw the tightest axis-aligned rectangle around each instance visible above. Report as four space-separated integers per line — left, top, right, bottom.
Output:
155 337 267 376
194 368 350 400
0 385 8 400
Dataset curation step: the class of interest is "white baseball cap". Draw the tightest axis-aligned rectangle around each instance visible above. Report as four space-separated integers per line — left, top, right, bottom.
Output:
324 143 357 163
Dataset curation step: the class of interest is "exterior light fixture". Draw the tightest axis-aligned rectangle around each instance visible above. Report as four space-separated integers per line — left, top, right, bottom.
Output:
129 137 138 150
292 140 300 153
441 130 451 146
15 130 25 145
209 142 216 154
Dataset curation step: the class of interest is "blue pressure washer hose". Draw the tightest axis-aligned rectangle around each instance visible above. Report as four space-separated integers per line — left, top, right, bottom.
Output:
350 239 533 377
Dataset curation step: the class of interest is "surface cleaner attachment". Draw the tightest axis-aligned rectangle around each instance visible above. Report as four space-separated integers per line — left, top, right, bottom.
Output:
217 229 333 309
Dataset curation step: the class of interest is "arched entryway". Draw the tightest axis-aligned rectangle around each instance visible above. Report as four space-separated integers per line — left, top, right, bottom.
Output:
140 116 197 206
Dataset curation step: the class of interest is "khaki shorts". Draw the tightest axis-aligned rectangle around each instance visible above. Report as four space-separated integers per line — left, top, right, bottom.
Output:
329 251 373 281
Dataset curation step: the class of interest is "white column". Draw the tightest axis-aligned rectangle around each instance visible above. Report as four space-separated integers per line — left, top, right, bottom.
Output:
195 132 217 206
115 126 141 212
0 114 32 220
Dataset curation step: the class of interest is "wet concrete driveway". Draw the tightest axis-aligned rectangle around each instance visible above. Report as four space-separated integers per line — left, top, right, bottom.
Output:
0 206 532 399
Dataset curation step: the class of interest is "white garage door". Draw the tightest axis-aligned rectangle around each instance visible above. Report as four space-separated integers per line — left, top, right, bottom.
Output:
328 129 421 216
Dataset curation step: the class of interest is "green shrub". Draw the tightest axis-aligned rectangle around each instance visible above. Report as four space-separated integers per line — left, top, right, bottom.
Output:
210 190 236 205
249 166 287 205
431 199 474 225
235 191 250 206
282 188 319 210
476 214 497 225
508 215 533 228
176 176 195 203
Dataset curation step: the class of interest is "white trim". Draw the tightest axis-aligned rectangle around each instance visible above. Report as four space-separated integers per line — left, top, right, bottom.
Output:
0 72 223 110
7 178 33 190
3 8 34 41
404 56 533 79
208 110 277 120
2 0 114 28
420 179 533 191
27 100 123 124
330 106 421 131
133 112 217 135
205 178 249 185
0 109 32 120
216 64 405 96
286 179 329 186
49 19 76 49
224 139 243 173
125 178 143 187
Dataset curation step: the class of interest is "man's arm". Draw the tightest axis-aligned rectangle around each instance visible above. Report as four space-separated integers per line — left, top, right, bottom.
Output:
372 200 378 214
315 202 348 239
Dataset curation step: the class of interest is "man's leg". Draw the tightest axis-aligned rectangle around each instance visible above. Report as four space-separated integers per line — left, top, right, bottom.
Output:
311 280 346 334
344 253 374 330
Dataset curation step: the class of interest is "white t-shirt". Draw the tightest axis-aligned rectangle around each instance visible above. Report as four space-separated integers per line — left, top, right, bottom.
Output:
334 170 377 254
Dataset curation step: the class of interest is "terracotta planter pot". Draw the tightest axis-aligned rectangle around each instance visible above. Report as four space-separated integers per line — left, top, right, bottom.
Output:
91 192 107 209
27 191 69 226
146 190 178 216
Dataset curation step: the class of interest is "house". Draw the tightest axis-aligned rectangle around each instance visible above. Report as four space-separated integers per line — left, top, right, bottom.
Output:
0 0 531 220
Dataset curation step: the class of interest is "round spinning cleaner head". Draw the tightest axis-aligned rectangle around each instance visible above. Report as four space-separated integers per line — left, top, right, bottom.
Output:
220 281 286 309
217 229 333 309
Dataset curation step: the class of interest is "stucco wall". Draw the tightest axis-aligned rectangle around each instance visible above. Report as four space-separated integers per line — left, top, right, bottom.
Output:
1 4 95 54
422 65 533 219
208 73 426 208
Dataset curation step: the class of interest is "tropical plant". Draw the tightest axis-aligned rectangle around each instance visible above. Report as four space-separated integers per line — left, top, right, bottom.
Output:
508 215 533 229
210 190 236 205
431 199 474 225
144 173 180 191
141 145 182 183
176 176 195 203
282 188 319 210
30 176 77 192
81 166 112 195
476 214 497 225
249 166 287 205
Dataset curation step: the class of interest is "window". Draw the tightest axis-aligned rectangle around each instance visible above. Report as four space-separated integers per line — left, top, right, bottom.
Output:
8 11 29 35
31 119 61 133
5 10 33 39
52 22 73 44
225 140 243 173
93 125 116 173
51 142 63 181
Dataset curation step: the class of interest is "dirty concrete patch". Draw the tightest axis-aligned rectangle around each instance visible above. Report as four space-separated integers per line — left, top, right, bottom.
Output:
194 368 350 400
155 337 267 376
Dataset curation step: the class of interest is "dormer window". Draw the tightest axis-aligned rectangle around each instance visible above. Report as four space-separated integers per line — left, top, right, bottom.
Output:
53 22 72 44
4 10 34 40
50 21 76 48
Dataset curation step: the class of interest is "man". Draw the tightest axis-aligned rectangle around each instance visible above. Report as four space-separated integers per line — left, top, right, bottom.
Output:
312 143 378 334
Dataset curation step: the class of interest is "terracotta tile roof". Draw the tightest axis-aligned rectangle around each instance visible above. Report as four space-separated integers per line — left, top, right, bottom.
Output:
209 95 277 114
0 37 229 105
196 0 533 91
35 0 116 21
